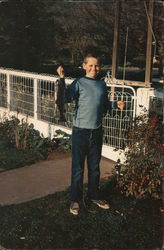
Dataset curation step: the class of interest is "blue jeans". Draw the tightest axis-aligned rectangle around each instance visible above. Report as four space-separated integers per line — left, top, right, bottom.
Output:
70 126 103 202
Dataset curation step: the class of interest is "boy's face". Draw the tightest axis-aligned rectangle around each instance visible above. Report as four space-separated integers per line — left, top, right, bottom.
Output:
82 57 100 79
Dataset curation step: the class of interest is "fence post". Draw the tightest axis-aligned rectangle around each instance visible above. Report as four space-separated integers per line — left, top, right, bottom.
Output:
34 78 37 120
6 73 10 113
136 87 154 116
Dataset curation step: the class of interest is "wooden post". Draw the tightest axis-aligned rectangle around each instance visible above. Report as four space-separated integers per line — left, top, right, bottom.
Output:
112 1 119 80
145 0 154 87
7 73 10 113
111 1 119 101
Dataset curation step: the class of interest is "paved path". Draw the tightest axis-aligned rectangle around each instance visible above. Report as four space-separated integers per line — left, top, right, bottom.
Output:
0 151 115 206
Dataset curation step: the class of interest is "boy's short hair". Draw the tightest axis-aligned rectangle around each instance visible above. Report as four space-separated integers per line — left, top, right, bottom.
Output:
83 51 100 64
56 61 64 68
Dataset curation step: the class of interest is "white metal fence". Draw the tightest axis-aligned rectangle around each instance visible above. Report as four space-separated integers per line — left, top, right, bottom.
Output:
10 75 34 116
0 67 163 161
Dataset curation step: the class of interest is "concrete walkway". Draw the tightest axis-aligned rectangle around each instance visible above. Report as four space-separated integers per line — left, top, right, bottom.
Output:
0 151 115 206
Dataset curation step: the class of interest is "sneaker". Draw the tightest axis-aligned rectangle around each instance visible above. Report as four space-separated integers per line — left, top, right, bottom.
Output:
91 200 110 209
70 202 79 215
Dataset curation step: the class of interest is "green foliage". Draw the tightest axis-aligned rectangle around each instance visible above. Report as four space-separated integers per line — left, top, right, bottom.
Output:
0 142 42 171
0 116 55 164
0 117 72 171
53 129 72 152
24 123 54 158
118 112 164 199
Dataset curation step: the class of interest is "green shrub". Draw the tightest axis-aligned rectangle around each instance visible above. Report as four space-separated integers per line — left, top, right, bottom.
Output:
53 129 72 152
118 112 164 199
0 116 55 158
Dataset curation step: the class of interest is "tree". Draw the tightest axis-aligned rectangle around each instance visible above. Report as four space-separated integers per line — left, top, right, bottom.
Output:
0 0 163 74
0 0 53 70
47 1 114 66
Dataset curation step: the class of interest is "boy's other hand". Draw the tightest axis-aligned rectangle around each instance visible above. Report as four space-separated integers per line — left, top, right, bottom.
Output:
57 66 65 78
117 101 125 110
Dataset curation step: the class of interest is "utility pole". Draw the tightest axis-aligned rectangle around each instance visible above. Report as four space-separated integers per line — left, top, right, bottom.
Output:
111 1 120 100
145 0 154 87
112 0 119 82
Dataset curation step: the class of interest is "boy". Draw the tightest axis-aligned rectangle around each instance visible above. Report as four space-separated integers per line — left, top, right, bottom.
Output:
57 53 124 215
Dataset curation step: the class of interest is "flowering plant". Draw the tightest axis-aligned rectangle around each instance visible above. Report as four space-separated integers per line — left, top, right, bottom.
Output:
119 111 164 199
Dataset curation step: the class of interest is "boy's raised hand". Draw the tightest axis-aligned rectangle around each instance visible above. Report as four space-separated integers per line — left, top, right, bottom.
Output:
117 101 125 110
57 65 65 78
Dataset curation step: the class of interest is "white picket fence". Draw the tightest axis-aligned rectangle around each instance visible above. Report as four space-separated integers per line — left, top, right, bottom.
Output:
0 67 163 162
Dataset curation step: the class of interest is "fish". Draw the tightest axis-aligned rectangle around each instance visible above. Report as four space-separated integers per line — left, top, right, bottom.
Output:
54 77 66 122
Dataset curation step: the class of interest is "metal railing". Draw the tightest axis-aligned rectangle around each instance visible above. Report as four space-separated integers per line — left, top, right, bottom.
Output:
10 75 34 116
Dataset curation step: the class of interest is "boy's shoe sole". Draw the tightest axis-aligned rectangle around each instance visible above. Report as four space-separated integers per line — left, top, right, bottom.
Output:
70 202 79 215
91 200 110 209
70 208 79 215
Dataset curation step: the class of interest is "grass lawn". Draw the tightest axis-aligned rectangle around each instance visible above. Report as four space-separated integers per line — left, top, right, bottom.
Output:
0 176 163 250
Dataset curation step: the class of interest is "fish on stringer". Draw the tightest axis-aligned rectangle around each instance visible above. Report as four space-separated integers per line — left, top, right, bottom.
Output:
54 68 66 123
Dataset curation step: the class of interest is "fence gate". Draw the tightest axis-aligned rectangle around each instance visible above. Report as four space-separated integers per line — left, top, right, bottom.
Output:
102 84 136 160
